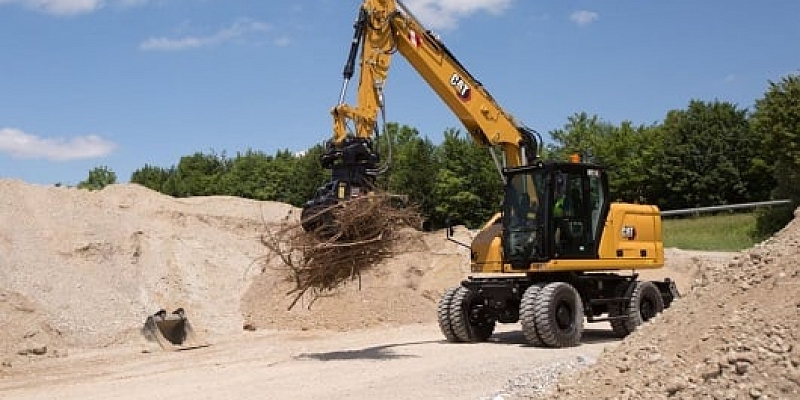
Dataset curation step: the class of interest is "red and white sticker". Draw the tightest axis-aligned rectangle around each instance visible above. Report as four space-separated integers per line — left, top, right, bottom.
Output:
409 29 422 48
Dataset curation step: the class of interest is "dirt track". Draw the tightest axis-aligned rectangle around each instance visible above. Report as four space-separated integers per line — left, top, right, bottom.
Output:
0 323 618 400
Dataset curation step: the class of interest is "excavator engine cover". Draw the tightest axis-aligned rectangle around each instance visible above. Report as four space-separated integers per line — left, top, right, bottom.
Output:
142 308 205 350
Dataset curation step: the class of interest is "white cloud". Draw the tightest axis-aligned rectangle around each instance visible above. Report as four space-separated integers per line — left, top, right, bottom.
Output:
0 0 146 15
273 36 291 47
570 10 599 27
0 128 117 161
0 0 101 15
403 0 513 31
140 19 273 51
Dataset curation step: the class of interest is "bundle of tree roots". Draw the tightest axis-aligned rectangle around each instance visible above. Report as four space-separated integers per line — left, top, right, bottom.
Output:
261 193 422 310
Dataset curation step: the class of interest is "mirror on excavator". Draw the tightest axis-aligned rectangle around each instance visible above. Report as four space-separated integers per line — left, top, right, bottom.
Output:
142 308 206 351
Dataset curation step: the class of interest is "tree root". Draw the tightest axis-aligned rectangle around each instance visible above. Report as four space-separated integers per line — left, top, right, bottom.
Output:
261 193 422 310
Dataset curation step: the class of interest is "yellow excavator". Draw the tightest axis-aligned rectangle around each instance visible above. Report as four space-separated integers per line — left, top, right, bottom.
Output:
303 0 678 347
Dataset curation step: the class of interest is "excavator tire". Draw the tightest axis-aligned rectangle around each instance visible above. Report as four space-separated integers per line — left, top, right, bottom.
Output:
519 283 545 347
610 280 664 337
532 282 583 348
449 286 495 343
437 286 461 342
142 308 207 351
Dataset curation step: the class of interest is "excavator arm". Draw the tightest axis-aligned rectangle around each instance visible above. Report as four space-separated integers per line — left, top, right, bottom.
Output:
303 0 540 231
331 0 539 165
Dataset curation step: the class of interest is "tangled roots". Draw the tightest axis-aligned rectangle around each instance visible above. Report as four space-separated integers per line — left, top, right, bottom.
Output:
261 193 422 310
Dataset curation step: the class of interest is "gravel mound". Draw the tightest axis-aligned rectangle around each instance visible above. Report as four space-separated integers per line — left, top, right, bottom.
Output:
0 180 293 359
0 180 469 365
535 209 800 399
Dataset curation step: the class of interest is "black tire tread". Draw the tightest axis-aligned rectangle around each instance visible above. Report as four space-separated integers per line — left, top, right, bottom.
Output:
449 286 473 342
520 284 544 346
623 280 664 333
611 280 665 337
609 281 632 337
437 286 461 342
532 282 584 348
449 286 495 343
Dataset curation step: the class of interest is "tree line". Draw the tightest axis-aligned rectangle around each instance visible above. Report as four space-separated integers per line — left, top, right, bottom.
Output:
80 73 800 235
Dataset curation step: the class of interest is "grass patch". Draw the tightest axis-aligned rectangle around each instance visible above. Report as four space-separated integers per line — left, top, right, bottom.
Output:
662 212 757 251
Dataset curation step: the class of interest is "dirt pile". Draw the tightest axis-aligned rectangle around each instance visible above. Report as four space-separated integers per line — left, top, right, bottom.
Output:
0 180 469 365
0 180 293 359
242 225 469 331
540 209 800 399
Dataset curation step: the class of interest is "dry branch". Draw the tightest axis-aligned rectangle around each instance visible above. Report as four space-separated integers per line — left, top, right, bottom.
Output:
261 193 422 310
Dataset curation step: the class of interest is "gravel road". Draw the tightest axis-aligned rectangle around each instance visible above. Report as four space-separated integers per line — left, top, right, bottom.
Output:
0 323 616 400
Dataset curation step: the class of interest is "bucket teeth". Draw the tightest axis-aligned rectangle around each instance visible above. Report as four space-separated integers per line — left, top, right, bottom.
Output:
142 308 207 350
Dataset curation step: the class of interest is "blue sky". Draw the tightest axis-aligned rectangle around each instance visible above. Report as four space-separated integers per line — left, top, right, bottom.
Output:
1 0 799 186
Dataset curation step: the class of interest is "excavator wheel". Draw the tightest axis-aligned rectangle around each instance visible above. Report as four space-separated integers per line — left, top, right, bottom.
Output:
437 286 461 342
449 286 495 343
519 283 545 347
531 282 583 348
142 308 206 351
610 280 665 337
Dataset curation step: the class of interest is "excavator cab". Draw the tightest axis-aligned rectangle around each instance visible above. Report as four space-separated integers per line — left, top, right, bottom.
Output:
501 161 609 267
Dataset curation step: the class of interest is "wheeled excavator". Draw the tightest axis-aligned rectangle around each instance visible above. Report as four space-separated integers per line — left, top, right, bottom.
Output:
303 0 678 347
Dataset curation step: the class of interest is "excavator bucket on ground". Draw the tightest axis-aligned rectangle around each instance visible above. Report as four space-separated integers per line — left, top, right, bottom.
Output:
142 308 207 351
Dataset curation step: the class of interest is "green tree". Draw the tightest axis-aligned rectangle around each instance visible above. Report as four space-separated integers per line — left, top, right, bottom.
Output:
78 166 117 190
376 124 439 225
648 100 752 210
170 151 230 197
751 73 800 235
547 112 609 162
217 149 274 200
130 164 172 192
292 144 330 207
432 129 503 229
547 113 658 202
268 149 301 204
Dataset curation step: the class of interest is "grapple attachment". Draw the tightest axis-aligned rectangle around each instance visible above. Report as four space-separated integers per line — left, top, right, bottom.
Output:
142 308 206 350
302 137 379 234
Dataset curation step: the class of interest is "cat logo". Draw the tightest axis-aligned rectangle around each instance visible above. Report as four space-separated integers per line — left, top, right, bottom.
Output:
449 73 471 101
621 226 636 240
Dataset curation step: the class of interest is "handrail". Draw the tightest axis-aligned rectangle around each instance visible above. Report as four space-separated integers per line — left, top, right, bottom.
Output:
660 199 793 217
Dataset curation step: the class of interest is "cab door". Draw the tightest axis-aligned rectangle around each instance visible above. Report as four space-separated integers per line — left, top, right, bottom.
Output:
551 166 605 259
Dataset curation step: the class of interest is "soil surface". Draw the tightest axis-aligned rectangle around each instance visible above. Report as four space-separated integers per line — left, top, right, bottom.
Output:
0 180 797 399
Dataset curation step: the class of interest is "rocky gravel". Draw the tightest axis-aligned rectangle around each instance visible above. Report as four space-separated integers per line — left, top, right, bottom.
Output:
533 209 800 400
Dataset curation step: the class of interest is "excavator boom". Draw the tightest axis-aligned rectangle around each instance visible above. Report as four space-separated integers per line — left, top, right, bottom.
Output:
302 0 539 232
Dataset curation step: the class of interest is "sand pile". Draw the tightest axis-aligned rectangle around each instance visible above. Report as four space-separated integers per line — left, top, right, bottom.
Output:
242 225 469 331
0 180 293 357
0 180 470 363
540 209 800 399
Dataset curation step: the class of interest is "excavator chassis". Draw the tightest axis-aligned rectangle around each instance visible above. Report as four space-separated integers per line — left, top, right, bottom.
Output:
438 272 679 347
